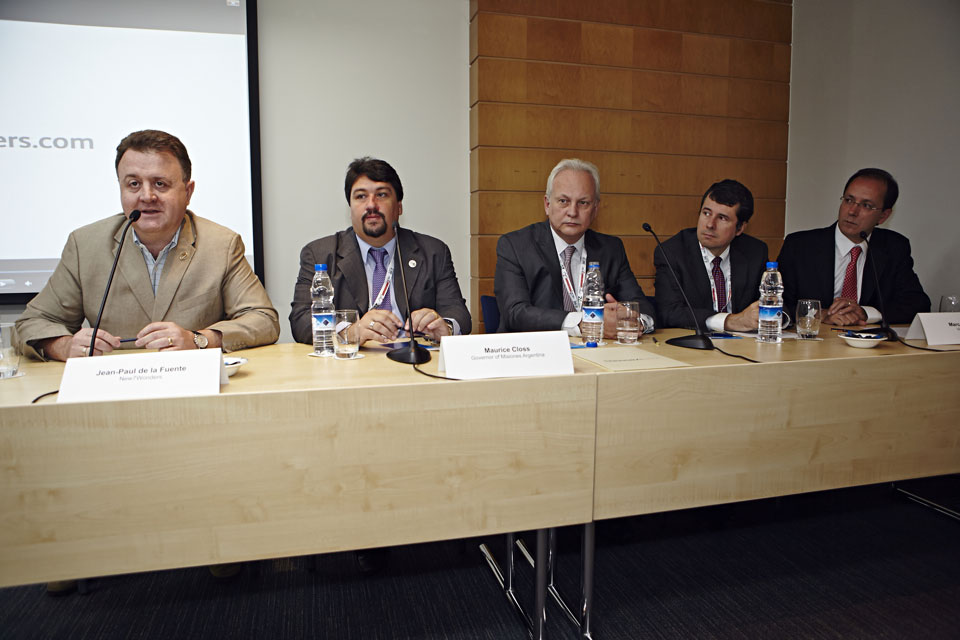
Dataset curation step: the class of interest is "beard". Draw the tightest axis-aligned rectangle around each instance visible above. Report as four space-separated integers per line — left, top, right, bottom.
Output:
363 213 387 238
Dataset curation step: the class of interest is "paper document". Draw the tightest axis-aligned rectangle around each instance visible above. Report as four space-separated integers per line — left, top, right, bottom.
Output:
573 346 691 371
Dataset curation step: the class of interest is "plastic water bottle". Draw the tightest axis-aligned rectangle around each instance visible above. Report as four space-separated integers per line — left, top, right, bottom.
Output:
758 261 784 344
311 264 335 356
581 262 604 346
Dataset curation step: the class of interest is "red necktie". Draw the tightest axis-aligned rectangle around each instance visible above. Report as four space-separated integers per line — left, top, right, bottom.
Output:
711 256 727 312
840 246 862 300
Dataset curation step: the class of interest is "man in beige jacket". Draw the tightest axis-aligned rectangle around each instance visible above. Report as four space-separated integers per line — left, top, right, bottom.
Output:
17 129 279 361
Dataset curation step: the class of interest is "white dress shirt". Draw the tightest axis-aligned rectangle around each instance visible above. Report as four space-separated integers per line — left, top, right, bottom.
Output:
356 235 461 334
699 243 733 333
548 226 653 335
833 226 881 323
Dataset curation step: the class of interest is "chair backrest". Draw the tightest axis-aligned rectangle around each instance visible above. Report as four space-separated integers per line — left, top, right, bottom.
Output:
479 295 500 333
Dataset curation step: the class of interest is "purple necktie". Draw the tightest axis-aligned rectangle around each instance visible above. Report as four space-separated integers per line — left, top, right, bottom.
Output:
370 247 392 311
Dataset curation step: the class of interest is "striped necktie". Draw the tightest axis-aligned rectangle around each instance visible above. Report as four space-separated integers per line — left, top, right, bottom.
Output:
370 247 392 311
711 256 727 312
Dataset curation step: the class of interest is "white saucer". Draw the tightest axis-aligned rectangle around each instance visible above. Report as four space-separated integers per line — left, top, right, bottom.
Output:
838 333 885 349
223 357 248 376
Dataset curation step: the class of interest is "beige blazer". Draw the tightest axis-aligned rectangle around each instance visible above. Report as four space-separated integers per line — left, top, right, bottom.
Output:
17 211 280 358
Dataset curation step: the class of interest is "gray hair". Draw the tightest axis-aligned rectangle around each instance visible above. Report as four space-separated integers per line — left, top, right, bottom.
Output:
545 158 601 200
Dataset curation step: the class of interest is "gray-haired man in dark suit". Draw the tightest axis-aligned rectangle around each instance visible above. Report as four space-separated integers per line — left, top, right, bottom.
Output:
494 158 655 338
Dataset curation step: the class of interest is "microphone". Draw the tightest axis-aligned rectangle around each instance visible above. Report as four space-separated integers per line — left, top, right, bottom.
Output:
88 210 141 356
386 221 431 365
858 231 897 341
643 223 714 350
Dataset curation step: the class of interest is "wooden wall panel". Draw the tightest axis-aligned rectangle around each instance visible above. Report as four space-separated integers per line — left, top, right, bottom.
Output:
471 148 786 197
470 1 791 334
475 0 792 43
473 104 788 159
470 33 792 119
473 14 791 83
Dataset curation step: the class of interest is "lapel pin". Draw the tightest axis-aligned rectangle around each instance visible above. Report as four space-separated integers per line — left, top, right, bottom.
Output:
408 259 416 268
178 251 188 261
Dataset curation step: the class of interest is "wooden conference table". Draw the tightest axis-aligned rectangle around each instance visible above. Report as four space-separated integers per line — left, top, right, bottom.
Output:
1 331 958 632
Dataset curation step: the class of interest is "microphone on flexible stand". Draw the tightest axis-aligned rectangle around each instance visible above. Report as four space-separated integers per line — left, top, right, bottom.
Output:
387 221 431 365
858 231 897 341
643 223 714 350
88 210 141 356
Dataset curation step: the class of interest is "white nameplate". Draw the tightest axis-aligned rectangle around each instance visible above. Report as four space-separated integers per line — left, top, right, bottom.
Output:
438 331 573 380
905 312 960 345
58 348 227 404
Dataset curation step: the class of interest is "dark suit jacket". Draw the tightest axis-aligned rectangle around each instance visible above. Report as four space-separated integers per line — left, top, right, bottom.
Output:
494 221 655 332
777 223 930 325
289 227 471 344
654 228 768 330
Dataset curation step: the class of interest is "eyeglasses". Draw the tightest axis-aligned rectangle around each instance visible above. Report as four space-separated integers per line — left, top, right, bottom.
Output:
840 196 882 212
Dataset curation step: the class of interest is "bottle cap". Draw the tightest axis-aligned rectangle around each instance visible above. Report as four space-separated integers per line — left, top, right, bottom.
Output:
585 341 598 348
766 261 778 269
315 264 328 271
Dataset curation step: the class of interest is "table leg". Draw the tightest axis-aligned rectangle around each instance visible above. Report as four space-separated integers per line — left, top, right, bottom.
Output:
534 528 548 639
580 522 595 638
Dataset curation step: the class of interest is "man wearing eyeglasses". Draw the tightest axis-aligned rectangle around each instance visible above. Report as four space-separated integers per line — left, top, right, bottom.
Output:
777 168 930 325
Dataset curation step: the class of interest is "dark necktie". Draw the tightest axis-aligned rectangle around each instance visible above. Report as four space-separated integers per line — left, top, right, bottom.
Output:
712 256 727 312
841 246 862 301
370 247 392 311
562 245 576 312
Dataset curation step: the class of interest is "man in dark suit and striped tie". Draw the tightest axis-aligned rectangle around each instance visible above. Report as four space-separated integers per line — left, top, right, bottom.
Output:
654 179 768 332
290 157 470 345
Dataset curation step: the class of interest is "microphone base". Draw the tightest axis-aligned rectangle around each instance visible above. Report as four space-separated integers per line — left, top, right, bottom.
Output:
387 342 432 365
665 333 715 350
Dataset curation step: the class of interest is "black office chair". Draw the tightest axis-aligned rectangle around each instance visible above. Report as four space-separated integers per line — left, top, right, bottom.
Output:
479 295 500 333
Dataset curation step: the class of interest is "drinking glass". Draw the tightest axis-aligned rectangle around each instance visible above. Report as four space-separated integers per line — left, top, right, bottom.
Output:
334 310 360 359
616 301 640 345
795 299 821 339
0 323 22 379
940 295 960 313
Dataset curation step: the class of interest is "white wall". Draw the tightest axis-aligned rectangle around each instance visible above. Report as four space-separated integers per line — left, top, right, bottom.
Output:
256 0 471 343
1 0 472 339
787 0 960 306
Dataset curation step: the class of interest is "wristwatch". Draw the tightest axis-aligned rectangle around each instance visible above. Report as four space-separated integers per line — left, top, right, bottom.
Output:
192 330 209 349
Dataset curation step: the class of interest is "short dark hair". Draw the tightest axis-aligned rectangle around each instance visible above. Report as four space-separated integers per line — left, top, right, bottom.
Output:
115 130 191 182
843 168 899 210
344 157 403 203
701 179 754 228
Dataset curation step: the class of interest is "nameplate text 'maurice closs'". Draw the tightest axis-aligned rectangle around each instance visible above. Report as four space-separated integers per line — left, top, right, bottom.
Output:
58 348 228 403
438 330 574 380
